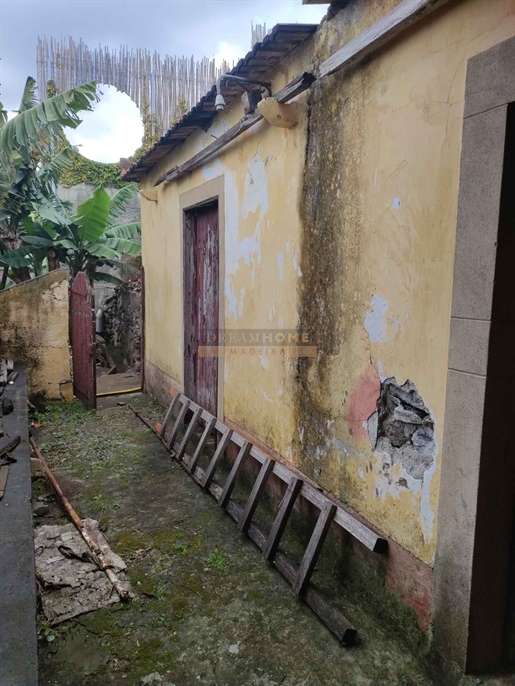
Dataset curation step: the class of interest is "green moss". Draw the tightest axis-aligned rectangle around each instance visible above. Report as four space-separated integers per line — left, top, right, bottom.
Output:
79 608 125 641
112 530 153 557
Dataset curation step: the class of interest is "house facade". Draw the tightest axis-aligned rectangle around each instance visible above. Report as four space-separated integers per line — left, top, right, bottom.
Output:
126 0 515 672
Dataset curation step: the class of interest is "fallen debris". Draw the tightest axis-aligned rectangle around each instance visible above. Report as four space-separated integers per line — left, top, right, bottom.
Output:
35 520 130 625
0 359 8 386
140 674 176 686
8 370 19 384
30 438 133 601
33 502 50 517
0 436 21 499
0 435 21 460
0 465 8 499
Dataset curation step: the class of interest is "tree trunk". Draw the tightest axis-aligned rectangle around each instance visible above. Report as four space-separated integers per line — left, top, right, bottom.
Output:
3 232 31 283
47 248 60 271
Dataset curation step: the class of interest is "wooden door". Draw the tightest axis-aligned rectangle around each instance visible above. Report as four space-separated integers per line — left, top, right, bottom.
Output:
184 202 219 416
71 272 97 409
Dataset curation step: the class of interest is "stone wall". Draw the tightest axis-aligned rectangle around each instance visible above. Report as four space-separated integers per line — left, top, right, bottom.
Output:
103 280 142 372
0 270 72 399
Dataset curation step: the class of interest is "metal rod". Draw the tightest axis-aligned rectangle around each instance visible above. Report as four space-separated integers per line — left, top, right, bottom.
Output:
30 438 132 601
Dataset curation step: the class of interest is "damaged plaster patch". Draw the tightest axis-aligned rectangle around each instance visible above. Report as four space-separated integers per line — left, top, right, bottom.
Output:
364 295 388 343
277 252 284 281
368 377 436 481
292 252 302 277
241 150 268 219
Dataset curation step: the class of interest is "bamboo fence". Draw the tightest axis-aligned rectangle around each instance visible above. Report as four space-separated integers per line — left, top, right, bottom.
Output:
36 25 270 137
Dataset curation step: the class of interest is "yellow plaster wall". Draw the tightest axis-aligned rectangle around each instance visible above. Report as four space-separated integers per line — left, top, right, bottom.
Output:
141 0 515 565
0 270 72 399
141 43 310 449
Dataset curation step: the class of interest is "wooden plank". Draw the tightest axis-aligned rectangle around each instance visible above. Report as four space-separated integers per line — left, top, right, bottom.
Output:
263 477 303 561
218 441 251 509
202 429 233 491
0 465 8 500
188 415 216 473
293 502 337 595
274 547 357 645
159 394 178 438
167 398 190 448
154 72 315 186
319 0 451 78
176 406 202 461
239 457 275 532
0 436 21 459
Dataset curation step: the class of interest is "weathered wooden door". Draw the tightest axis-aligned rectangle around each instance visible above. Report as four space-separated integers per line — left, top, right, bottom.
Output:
184 202 219 416
71 272 97 409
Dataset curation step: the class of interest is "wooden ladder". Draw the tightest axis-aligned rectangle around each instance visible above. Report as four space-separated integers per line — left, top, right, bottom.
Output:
132 392 388 646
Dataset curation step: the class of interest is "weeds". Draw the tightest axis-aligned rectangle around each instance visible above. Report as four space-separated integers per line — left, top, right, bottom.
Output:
38 624 58 643
205 550 227 571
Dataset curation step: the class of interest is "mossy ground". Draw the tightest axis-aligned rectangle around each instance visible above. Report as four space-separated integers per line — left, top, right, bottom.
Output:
34 395 497 686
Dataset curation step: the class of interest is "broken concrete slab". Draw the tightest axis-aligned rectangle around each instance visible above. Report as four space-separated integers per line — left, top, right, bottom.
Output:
35 519 131 625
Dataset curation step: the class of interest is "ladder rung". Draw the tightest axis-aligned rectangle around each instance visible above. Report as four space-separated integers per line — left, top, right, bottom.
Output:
168 398 190 448
188 415 216 473
293 501 336 595
202 429 233 491
176 406 202 461
239 457 275 532
263 477 302 561
219 441 251 508
159 393 179 438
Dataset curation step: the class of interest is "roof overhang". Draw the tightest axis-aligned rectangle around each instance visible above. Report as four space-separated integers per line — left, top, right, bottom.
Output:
124 23 318 181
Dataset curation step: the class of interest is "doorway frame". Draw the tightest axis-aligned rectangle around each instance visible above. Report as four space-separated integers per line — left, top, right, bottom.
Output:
433 36 515 673
180 175 225 420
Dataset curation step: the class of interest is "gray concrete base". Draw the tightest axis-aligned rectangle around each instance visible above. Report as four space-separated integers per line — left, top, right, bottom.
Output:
144 359 183 408
0 365 38 685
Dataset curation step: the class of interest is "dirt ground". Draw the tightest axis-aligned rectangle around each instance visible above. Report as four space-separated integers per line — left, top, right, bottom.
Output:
32 395 504 686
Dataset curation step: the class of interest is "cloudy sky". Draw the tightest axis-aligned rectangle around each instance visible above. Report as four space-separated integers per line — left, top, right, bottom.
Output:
0 1 325 162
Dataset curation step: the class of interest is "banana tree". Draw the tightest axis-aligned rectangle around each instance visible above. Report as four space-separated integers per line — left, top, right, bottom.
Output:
2 185 141 285
0 77 98 284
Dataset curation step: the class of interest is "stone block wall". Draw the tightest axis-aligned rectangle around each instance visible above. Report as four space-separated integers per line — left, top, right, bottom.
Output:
103 280 142 372
0 270 72 399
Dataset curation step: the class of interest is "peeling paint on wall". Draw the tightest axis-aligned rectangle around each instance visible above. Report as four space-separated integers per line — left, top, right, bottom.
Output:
364 294 389 343
347 365 381 439
277 252 284 281
241 149 269 219
292 252 302 277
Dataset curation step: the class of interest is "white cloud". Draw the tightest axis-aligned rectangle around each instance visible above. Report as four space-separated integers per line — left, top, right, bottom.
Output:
214 41 244 70
67 86 143 163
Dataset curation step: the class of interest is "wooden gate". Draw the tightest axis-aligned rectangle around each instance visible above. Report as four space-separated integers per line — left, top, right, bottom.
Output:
184 202 219 416
71 272 96 409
